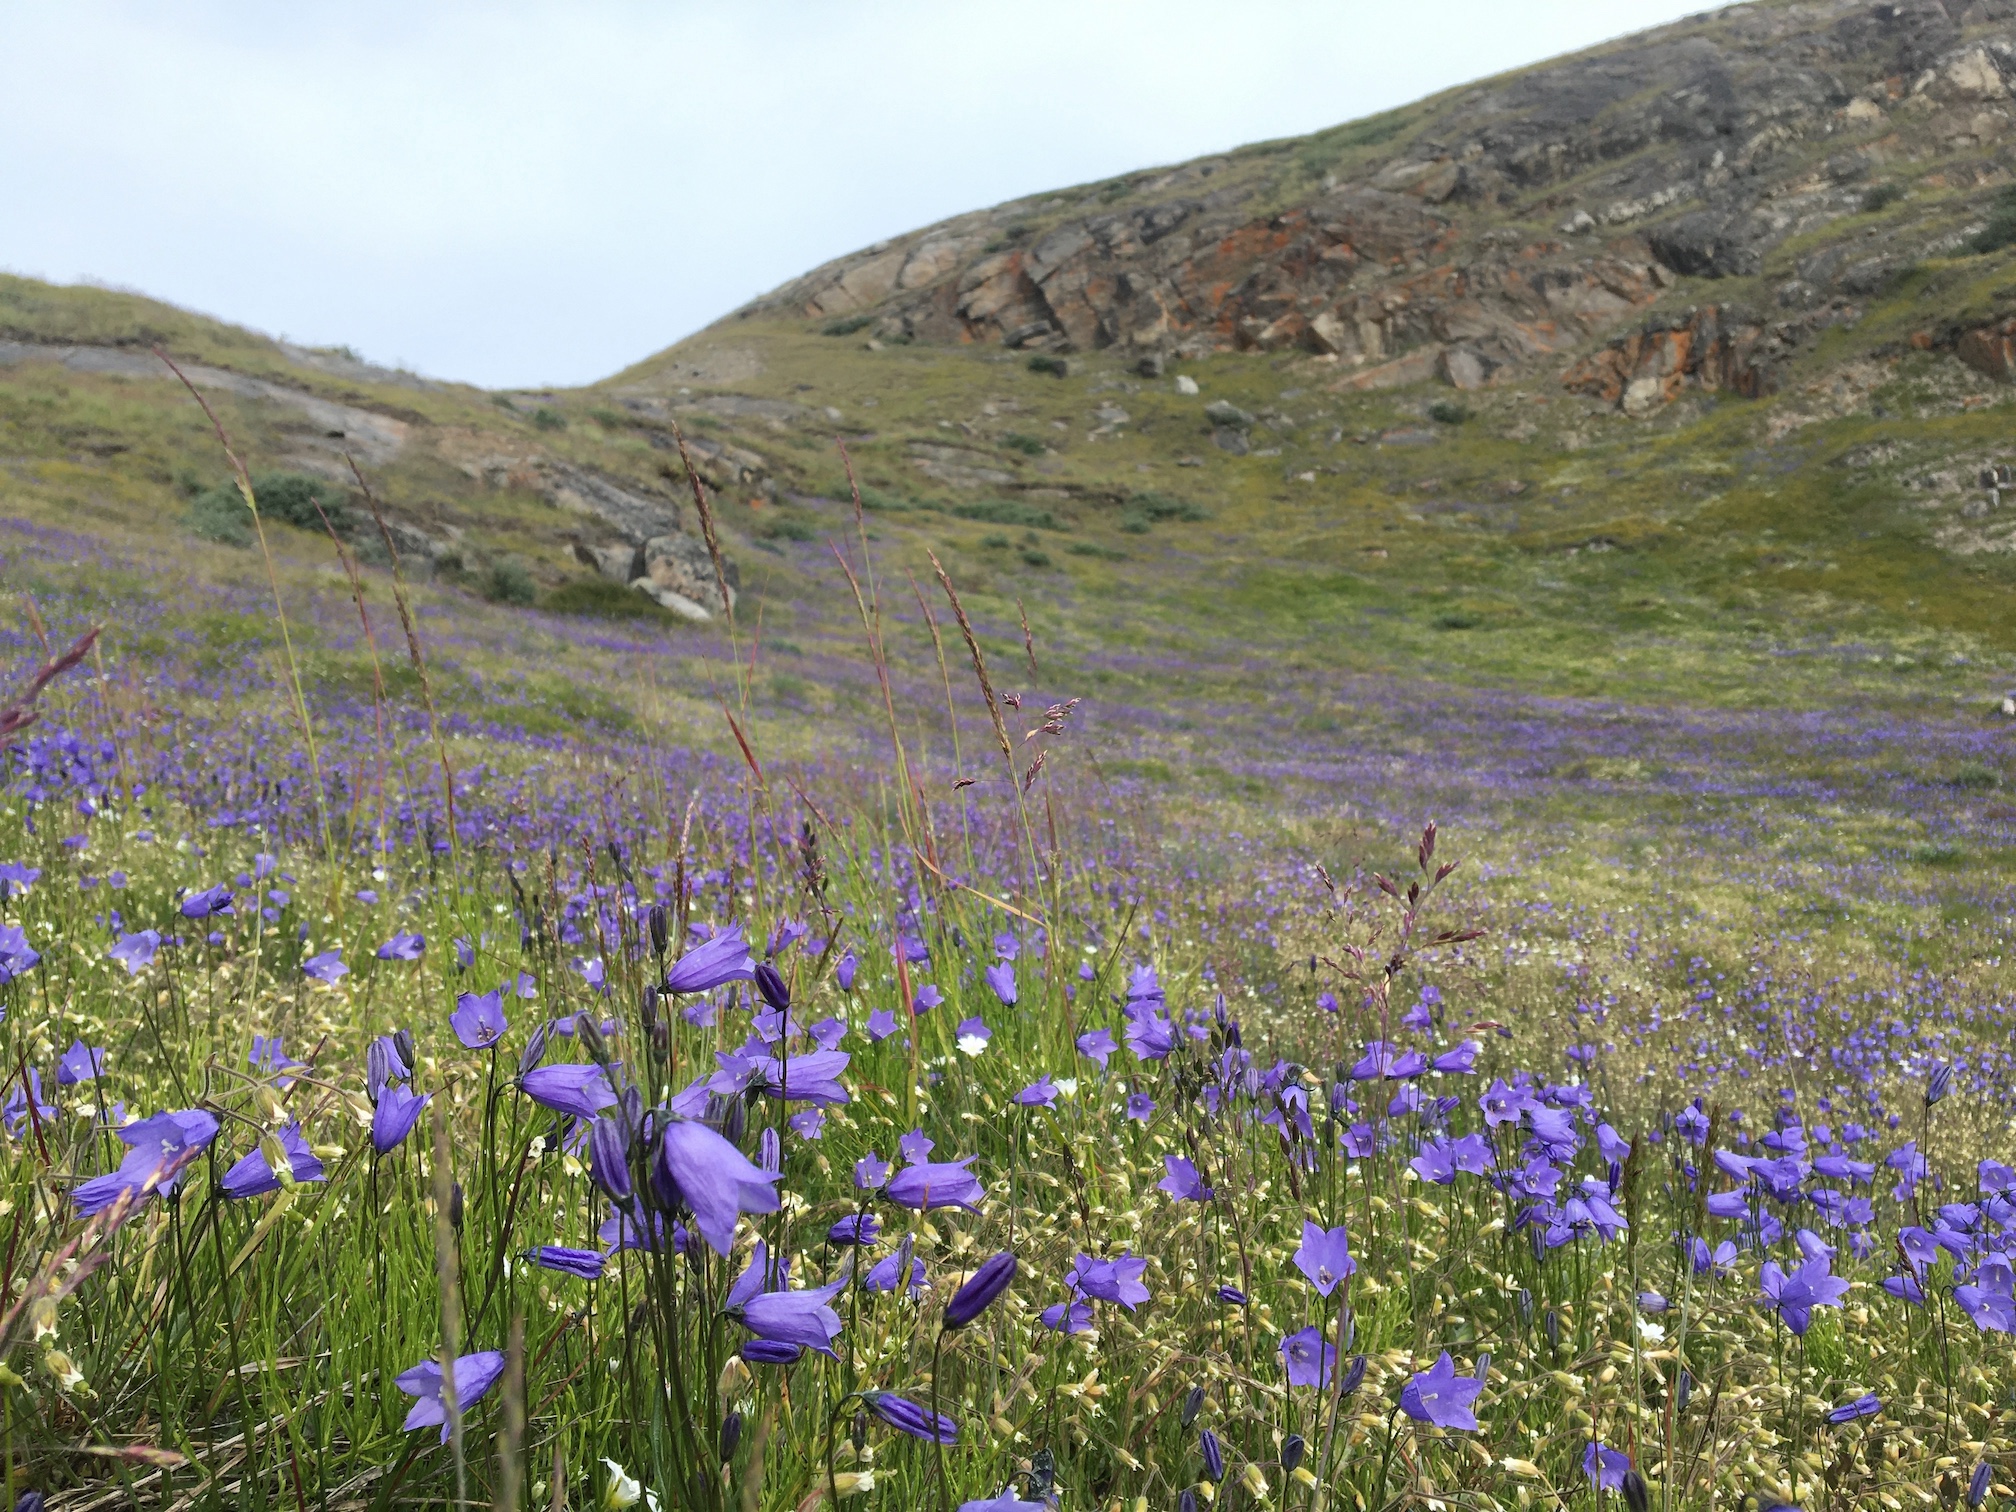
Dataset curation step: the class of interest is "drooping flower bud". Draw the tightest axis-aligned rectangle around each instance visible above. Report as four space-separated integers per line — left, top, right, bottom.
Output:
576 1013 609 1067
720 1410 743 1461
1181 1385 1205 1428
943 1252 1016 1330
707 1093 745 1147
648 904 669 959
1340 1355 1367 1397
517 1021 550 1079
1281 1435 1305 1473
365 1039 395 1105
588 1116 632 1203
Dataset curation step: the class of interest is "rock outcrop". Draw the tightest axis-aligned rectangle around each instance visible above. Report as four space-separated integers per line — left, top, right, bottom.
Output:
444 441 739 615
712 0 2016 405
571 533 737 621
1957 315 2016 380
1561 306 1779 414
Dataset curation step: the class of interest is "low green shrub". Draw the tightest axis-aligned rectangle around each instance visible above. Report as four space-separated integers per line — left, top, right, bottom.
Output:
952 498 1063 530
1128 491 1210 522
1972 187 2016 254
542 579 681 622
187 470 349 545
188 485 252 547
483 559 537 606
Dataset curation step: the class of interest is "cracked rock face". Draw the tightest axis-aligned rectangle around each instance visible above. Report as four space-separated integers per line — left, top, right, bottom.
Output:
719 0 2016 412
1563 306 1780 413
641 533 736 619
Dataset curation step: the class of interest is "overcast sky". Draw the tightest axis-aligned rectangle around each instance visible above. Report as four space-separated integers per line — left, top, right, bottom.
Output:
2 1 1732 389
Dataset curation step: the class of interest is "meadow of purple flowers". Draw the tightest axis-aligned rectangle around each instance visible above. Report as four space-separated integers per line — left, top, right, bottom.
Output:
0 485 2013 1512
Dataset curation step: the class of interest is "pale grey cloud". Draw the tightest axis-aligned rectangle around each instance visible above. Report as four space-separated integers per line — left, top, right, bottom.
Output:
0 1 1731 387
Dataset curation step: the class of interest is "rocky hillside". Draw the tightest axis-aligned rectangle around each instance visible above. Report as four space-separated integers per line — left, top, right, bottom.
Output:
724 0 2016 409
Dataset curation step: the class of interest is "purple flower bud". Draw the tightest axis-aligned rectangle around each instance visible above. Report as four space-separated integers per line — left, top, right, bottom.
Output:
720 1410 742 1459
1181 1385 1204 1427
1216 1285 1247 1306
588 1116 632 1202
528 1245 605 1280
366 1038 398 1103
1827 1392 1881 1424
518 1021 551 1078
1281 1435 1305 1473
1340 1354 1367 1396
1929 1063 1955 1107
754 961 791 1013
860 1391 957 1444
1970 1461 1993 1509
575 1013 610 1067
943 1252 1016 1330
1199 1429 1223 1482
741 1339 802 1365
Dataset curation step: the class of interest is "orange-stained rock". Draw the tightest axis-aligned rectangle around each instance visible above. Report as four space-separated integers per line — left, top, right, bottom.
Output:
1957 319 2016 382
1561 306 1774 414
